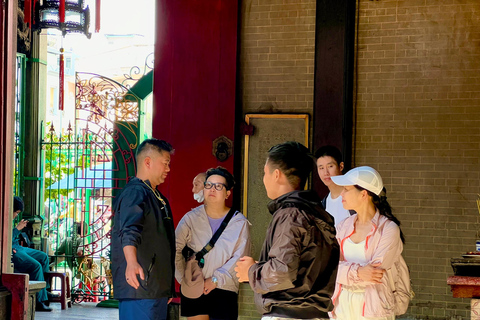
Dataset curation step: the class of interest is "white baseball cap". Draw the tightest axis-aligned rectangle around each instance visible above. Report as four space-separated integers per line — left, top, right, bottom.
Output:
331 166 384 195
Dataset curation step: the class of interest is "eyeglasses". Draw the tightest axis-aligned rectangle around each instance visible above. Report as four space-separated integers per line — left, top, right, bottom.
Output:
204 181 227 191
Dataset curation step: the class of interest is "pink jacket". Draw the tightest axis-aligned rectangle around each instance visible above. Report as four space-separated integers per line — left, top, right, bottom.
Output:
330 211 403 318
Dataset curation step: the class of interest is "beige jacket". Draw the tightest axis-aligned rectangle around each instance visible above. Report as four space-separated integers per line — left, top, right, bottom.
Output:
175 205 251 293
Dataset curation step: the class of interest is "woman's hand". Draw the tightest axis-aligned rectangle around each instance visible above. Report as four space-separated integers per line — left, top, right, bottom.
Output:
203 277 217 295
358 263 385 283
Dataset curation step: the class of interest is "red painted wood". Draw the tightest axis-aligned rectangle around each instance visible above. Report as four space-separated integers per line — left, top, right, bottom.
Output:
153 0 238 226
448 275 480 286
447 276 480 298
1 0 17 275
0 0 5 276
95 0 101 33
45 272 71 310
2 273 29 320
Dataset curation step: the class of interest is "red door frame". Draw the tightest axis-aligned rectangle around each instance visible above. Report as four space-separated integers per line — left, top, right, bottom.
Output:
1 0 18 274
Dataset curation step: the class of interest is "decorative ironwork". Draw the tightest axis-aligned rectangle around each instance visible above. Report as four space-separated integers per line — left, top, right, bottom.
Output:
121 52 154 88
76 73 139 124
41 72 140 302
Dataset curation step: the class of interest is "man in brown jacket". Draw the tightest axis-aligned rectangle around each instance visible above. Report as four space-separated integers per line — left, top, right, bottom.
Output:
235 141 340 319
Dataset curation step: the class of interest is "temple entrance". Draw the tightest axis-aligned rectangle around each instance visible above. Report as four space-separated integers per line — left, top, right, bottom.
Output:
43 72 141 302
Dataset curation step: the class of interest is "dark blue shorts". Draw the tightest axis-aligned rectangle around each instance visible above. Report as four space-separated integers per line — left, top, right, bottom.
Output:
119 298 168 320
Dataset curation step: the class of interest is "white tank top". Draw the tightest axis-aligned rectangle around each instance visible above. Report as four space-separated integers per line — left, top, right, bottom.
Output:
343 238 368 265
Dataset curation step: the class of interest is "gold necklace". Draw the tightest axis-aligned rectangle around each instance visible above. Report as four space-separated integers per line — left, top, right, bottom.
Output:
143 181 166 206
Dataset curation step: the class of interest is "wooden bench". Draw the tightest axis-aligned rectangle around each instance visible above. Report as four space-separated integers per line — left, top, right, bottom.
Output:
28 281 46 319
0 287 12 320
2 273 46 320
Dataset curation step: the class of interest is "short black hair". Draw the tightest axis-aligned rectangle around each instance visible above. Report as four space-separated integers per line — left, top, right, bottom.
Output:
14 196 24 212
267 141 314 190
205 166 235 190
136 138 174 160
74 222 83 236
314 145 343 166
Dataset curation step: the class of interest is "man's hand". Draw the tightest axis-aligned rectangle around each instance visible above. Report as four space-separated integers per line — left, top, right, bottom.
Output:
125 261 145 290
16 219 28 231
358 263 385 283
13 249 16 254
235 256 256 282
203 277 217 295
123 245 144 290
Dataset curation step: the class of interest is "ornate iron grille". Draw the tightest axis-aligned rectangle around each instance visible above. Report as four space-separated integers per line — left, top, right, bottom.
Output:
42 72 139 303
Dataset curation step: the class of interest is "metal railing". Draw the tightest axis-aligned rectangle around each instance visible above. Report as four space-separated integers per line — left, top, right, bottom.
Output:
41 72 140 302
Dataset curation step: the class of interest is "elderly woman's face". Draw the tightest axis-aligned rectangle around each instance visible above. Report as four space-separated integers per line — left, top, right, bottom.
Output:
204 174 230 203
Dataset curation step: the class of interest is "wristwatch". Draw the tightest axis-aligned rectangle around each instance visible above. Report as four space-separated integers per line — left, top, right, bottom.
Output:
211 276 218 286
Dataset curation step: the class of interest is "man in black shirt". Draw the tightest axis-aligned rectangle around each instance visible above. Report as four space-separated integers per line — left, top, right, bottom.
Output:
112 138 176 320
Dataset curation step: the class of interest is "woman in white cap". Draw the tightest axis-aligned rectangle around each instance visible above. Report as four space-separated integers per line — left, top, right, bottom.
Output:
328 166 409 320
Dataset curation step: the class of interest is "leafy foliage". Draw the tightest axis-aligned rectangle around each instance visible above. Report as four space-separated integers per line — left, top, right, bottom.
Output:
43 129 77 200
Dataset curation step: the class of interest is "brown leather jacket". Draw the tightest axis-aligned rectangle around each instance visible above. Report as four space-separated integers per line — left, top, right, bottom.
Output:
248 190 340 319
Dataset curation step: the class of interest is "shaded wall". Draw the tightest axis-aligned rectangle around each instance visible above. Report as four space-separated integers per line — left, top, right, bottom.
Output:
238 0 317 318
355 1 480 319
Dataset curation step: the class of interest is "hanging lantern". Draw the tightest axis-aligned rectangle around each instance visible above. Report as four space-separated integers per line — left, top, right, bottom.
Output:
34 0 92 38
33 0 92 112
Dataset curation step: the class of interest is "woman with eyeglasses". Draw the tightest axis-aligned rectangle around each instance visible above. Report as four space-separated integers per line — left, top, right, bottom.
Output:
175 166 251 320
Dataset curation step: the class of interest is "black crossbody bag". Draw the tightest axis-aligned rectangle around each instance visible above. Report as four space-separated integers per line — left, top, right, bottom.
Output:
182 207 236 268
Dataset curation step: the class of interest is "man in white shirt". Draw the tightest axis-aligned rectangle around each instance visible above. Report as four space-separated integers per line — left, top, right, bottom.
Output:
315 145 353 227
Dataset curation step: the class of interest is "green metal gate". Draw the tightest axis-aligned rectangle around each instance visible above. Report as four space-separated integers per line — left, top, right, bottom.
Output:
43 72 141 302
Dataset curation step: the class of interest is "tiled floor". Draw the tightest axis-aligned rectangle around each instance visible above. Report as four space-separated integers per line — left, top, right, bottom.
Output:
36 302 118 320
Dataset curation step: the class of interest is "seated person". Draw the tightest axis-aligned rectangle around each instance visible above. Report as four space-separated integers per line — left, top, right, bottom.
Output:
54 222 84 276
12 196 52 312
